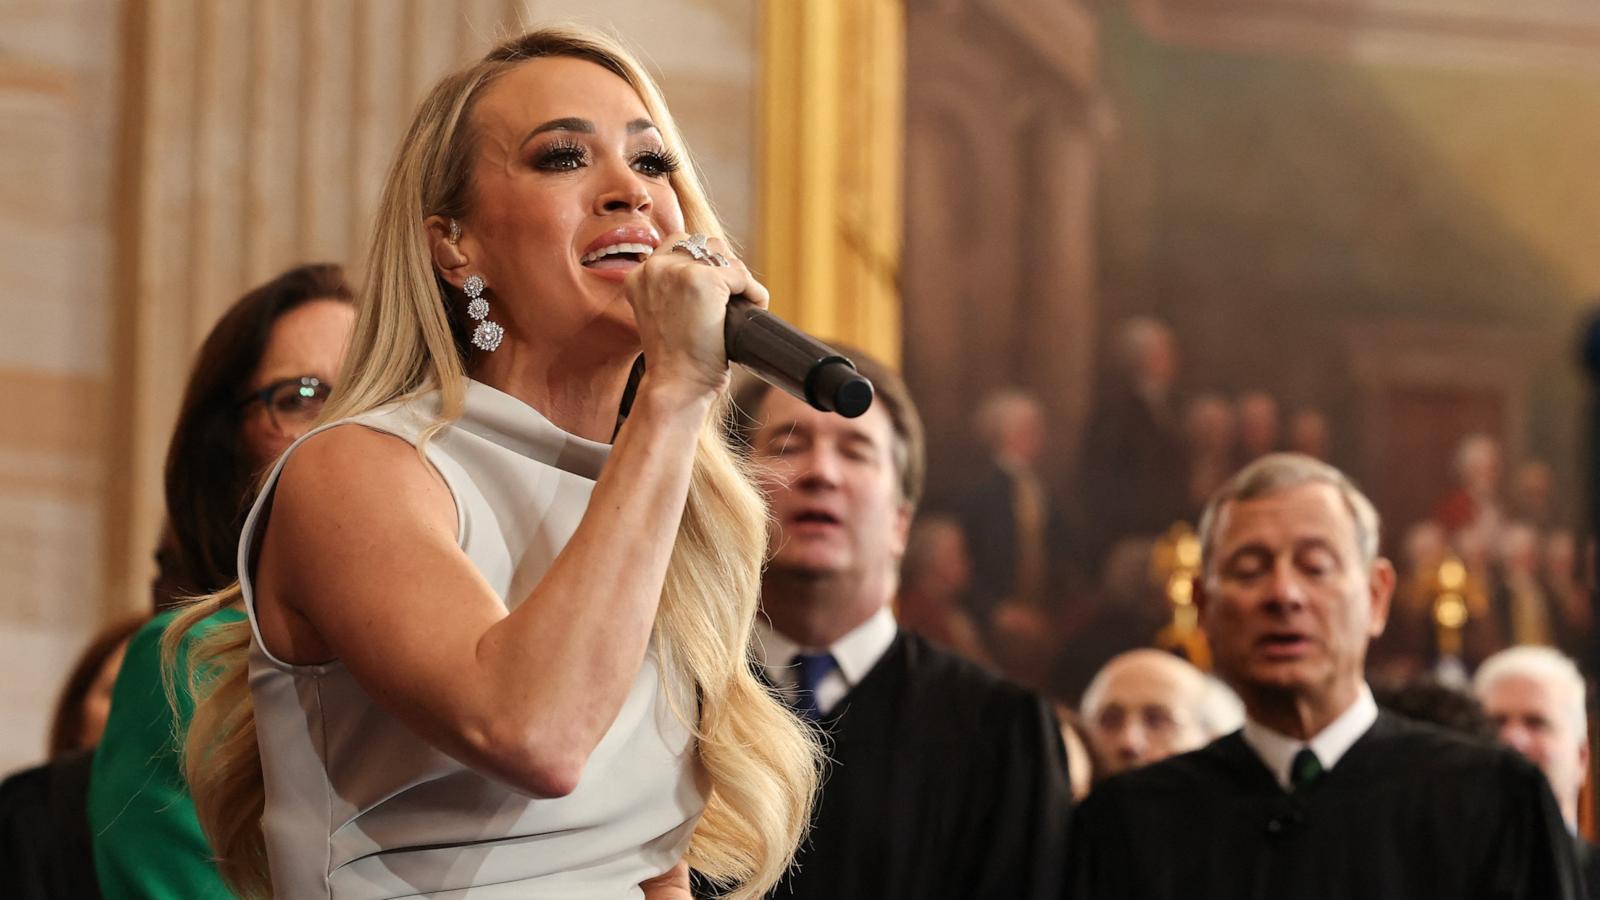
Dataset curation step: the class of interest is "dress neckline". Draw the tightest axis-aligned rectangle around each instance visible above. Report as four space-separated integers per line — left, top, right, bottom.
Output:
449 378 613 482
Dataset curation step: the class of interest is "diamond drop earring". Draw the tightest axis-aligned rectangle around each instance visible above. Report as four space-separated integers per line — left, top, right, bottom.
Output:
462 274 504 352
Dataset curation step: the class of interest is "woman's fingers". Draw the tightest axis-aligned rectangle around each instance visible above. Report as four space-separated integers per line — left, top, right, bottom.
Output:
647 234 752 294
624 232 761 393
703 238 770 310
630 232 769 323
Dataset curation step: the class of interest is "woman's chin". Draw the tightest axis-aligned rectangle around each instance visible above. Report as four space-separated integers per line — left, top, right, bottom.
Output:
603 298 640 331
584 302 641 348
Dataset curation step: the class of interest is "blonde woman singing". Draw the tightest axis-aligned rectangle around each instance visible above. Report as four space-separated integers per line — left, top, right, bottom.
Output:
165 26 818 900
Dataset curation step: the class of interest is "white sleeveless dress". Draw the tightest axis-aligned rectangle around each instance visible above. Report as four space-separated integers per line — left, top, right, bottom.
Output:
237 380 706 899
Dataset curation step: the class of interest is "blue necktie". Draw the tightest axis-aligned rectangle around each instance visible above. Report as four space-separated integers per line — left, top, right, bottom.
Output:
790 652 838 720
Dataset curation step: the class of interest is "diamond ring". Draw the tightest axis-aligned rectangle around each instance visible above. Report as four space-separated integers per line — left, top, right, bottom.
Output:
670 233 712 262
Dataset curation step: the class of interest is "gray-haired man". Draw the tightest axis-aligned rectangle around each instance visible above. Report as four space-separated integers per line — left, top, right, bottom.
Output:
1067 453 1581 899
1476 646 1599 898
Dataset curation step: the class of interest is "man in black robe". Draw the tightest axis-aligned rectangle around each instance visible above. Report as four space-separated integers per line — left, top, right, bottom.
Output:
1474 646 1600 900
732 354 1072 900
1067 453 1581 899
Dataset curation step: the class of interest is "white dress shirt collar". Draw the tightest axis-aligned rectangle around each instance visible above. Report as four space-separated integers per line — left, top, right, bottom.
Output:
1241 683 1379 792
753 606 898 716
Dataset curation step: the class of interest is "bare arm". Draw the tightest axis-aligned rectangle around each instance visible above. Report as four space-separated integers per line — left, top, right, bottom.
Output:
254 235 766 796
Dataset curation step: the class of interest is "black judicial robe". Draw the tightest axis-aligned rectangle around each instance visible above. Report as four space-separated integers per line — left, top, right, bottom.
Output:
769 630 1072 900
0 749 102 900
1066 711 1581 900
1579 840 1600 900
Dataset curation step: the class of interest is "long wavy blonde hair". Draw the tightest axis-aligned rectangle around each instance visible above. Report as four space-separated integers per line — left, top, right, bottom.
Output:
164 26 819 899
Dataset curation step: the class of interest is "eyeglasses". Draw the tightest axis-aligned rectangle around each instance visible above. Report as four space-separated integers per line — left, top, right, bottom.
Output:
239 376 332 433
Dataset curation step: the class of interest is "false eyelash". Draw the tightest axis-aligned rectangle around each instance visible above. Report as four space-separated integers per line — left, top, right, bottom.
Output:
533 138 589 170
633 147 682 177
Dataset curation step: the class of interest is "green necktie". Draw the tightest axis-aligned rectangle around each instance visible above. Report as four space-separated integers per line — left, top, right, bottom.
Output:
1291 747 1324 791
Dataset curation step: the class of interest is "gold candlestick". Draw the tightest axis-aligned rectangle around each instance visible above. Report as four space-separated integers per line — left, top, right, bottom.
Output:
1432 555 1470 659
1153 522 1211 669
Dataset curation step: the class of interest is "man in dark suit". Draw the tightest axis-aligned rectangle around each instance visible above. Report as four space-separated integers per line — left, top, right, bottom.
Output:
1068 453 1580 899
732 353 1071 900
1078 316 1187 566
1475 646 1600 899
953 388 1052 630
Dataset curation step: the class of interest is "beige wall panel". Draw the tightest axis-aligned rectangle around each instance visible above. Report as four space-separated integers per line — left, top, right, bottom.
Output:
0 486 106 624
0 455 104 506
350 0 411 265
299 0 357 266
0 369 106 458
1 624 98 768
460 0 520 57
0 0 118 773
114 0 203 612
0 5 117 376
656 71 757 248
191 0 253 332
245 0 308 284
407 1 462 107
0 490 105 768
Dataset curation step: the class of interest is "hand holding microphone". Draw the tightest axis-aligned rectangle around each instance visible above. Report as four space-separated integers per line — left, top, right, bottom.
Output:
627 231 873 419
670 231 873 418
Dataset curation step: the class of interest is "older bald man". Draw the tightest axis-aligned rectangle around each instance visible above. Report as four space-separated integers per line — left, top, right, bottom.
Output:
1080 649 1242 777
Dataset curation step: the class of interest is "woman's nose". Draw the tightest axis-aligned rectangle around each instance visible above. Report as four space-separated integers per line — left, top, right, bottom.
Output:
595 164 652 215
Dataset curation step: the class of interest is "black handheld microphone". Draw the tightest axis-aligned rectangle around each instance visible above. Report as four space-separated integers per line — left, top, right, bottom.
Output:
725 297 873 418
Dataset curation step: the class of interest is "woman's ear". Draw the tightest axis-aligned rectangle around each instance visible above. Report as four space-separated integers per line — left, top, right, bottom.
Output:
424 215 470 289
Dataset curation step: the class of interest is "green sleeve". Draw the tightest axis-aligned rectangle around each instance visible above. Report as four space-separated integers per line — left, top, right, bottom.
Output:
88 608 247 900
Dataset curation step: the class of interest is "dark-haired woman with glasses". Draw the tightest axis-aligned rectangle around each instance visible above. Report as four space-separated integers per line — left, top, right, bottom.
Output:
154 266 354 607
89 263 354 899
239 375 335 458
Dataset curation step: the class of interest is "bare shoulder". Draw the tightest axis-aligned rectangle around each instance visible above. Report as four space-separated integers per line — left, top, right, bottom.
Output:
272 422 457 543
256 422 472 665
